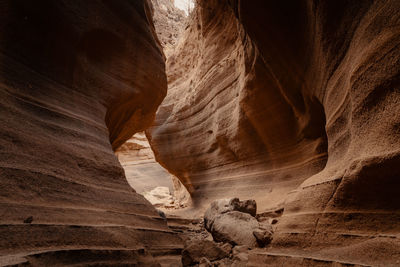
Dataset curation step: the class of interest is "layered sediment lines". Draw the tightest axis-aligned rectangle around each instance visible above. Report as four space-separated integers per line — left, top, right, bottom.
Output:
115 0 186 196
149 0 400 264
148 0 328 212
0 1 181 265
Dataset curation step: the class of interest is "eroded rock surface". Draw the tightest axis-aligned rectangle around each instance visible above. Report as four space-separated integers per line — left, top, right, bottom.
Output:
204 198 272 247
143 186 175 208
115 0 188 208
151 0 186 53
148 0 400 265
204 198 257 231
182 240 230 266
0 1 181 265
148 0 329 214
211 211 259 247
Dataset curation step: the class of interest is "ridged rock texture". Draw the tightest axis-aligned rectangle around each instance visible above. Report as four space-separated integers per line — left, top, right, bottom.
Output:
0 1 182 266
148 0 400 265
115 0 186 198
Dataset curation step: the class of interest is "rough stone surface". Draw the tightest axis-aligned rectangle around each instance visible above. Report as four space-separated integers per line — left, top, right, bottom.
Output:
148 0 329 214
151 0 186 54
253 228 273 248
204 198 257 231
148 0 400 265
232 199 257 217
211 211 259 247
115 0 188 206
182 240 229 266
0 1 182 265
198 257 212 267
143 186 175 207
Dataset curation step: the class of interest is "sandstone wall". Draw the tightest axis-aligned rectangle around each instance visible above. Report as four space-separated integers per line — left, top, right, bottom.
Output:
0 1 181 265
148 0 328 212
115 0 186 202
148 0 400 264
151 0 186 53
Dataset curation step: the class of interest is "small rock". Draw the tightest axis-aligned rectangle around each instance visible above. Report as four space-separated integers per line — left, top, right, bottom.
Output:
23 216 33 224
253 228 273 247
198 257 212 267
182 240 230 266
232 259 247 267
232 245 249 256
156 209 166 220
231 198 256 217
269 218 278 224
232 252 248 262
219 243 232 255
142 187 174 208
213 258 233 267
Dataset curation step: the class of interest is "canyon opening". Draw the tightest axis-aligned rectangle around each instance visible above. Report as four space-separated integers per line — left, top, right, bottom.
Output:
0 0 399 266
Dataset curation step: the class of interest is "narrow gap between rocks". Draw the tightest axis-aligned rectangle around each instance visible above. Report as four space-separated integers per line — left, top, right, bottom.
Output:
115 0 194 212
116 1 286 266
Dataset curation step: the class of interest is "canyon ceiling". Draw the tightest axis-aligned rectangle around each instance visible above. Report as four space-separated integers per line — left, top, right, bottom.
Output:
0 0 399 266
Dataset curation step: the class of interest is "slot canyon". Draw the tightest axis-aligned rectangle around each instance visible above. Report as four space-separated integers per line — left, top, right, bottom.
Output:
0 0 399 266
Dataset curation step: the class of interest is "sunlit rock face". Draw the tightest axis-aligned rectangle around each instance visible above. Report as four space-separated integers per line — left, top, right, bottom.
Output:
115 0 188 206
148 0 328 212
151 0 186 53
149 0 400 264
0 0 181 265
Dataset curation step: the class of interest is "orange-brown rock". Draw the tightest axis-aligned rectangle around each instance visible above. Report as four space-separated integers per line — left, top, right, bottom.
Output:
148 0 400 265
0 1 181 265
115 0 187 202
151 0 186 53
148 0 328 212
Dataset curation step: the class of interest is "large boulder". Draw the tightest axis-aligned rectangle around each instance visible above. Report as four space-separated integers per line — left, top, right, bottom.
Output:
204 198 257 231
204 198 271 247
211 211 259 247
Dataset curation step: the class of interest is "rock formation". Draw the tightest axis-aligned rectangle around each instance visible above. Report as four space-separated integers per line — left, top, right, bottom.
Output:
151 0 186 54
148 0 400 265
204 198 272 247
148 0 328 213
0 0 182 265
116 131 191 209
1 0 399 265
116 132 174 193
115 0 190 209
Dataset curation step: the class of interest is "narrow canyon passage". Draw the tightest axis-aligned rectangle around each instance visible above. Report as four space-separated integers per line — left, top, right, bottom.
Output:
0 0 399 266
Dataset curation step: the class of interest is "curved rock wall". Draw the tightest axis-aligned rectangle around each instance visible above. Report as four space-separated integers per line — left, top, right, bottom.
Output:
115 0 188 207
149 0 400 264
0 0 181 265
148 0 328 212
245 1 400 264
